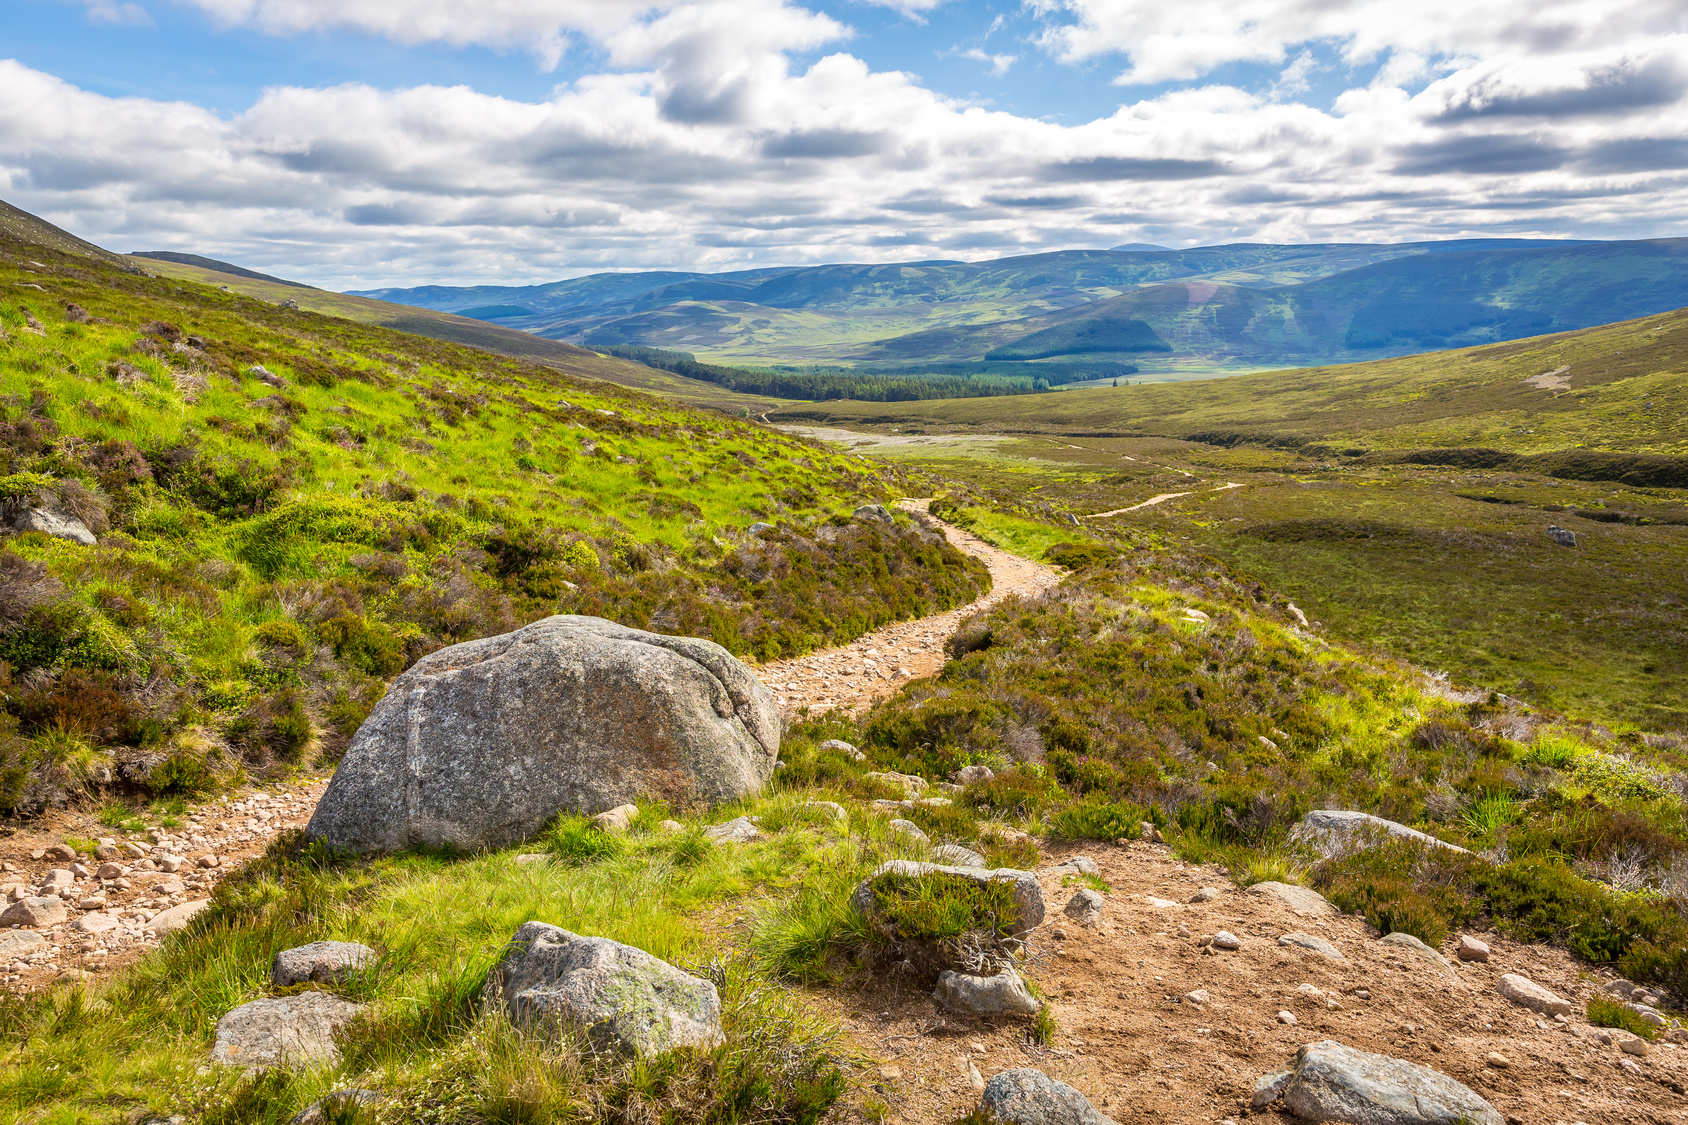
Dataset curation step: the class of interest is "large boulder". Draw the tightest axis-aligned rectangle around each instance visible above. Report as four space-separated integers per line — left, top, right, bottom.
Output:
485 921 723 1055
307 616 781 852
1295 811 1468 857
978 1068 1118 1125
211 993 366 1070
1254 1040 1502 1124
272 941 376 986
0 896 66 928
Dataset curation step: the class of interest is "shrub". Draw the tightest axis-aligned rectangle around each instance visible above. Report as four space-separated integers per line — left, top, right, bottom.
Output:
545 814 626 865
319 614 406 676
1586 996 1658 1040
1048 797 1147 841
253 620 308 651
1043 542 1113 569
964 768 1065 820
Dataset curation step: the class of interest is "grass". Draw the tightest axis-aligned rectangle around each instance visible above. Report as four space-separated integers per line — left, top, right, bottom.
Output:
0 230 987 814
1586 996 1659 1040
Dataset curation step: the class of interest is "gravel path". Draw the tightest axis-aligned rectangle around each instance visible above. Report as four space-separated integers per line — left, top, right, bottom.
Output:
755 500 1062 716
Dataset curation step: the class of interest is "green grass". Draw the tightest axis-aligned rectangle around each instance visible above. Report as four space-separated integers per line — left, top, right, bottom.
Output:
1586 996 1659 1040
0 231 987 813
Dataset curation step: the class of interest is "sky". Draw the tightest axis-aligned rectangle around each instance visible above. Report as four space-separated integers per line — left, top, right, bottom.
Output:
3 0 1688 288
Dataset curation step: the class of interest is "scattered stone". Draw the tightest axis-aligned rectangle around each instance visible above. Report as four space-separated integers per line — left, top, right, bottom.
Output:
148 899 211 935
977 1067 1119 1125
1189 887 1222 903
1618 1035 1650 1058
14 505 96 545
1624 1002 1666 1027
658 819 684 833
954 765 995 785
1485 1053 1510 1068
932 844 987 868
878 815 928 846
0 930 46 958
78 894 107 910
1186 989 1210 1005
157 854 184 873
1619 1056 1644 1076
1277 1010 1297 1025
934 966 1042 1015
819 739 866 761
1380 932 1460 984
1248 881 1337 917
73 912 119 934
1145 896 1180 909
38 869 73 895
1456 936 1491 963
1 896 67 928
1295 810 1468 856
1496 973 1572 1016
1279 933 1345 961
485 921 723 1055
290 1089 386 1125
197 854 221 868
307 616 781 853
1546 526 1578 548
1053 856 1100 877
591 804 638 833
272 941 377 987
853 503 894 524
1261 1039 1503 1125
94 843 119 861
866 771 929 798
1063 889 1104 925
96 862 125 880
211 993 367 1070
1138 822 1164 843
1212 930 1242 951
123 843 147 858
804 800 847 820
703 816 761 843
747 522 774 534
513 853 552 866
852 860 1044 940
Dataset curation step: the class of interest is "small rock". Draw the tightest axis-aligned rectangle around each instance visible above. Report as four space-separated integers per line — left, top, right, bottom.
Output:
1457 935 1490 962
486 921 723 1055
0 930 47 958
1276 1010 1297 1025
1619 1035 1650 1058
1496 973 1572 1016
1623 1001 1667 1027
1546 525 1577 548
977 1067 1118 1125
1144 896 1180 909
1247 881 1337 917
96 863 125 880
78 893 108 909
1295 983 1340 1010
290 1089 386 1125
865 771 929 798
1295 810 1468 856
148 899 211 935
819 739 866 761
658 819 684 832
1 896 68 928
852 503 894 525
1619 1056 1644 1075
954 765 995 785
1053 856 1100 877
703 817 761 843
1185 989 1210 1005
513 853 552 866
1212 930 1242 951
73 912 120 934
747 522 774 534
932 844 987 868
934 966 1042 1015
197 854 221 869
1485 1053 1510 1068
122 843 147 858
804 800 848 821
94 843 119 861
1063 889 1104 925
157 854 184 873
1354 989 1371 1000
1380 932 1460 984
590 804 638 833
1138 821 1163 843
212 993 366 1070
1188 887 1221 903
38 869 74 896
47 844 81 864
889 819 930 846
1278 932 1345 960
272 941 376 987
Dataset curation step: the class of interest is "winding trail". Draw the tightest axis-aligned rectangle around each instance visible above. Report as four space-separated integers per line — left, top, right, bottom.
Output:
755 500 1061 716
1084 481 1243 519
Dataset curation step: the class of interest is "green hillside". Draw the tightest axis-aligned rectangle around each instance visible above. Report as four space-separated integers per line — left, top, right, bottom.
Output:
0 212 988 816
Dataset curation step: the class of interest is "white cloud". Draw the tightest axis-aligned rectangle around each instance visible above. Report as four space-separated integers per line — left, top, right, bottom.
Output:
3 2 1688 286
959 48 1016 76
83 0 154 26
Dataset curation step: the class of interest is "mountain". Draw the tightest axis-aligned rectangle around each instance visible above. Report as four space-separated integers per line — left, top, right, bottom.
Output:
350 237 1688 372
131 250 316 289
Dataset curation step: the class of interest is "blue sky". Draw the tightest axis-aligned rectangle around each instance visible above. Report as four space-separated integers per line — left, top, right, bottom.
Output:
3 0 1685 286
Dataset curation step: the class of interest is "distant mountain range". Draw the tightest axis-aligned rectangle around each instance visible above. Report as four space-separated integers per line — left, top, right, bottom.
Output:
353 238 1688 372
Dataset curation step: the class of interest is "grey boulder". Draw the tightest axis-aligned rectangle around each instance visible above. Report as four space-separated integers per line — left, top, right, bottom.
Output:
1260 1039 1502 1124
0 896 66 928
1380 932 1460 984
1495 973 1571 1016
931 843 987 868
1249 881 1337 917
272 940 376 986
852 860 1045 940
853 503 895 524
978 1068 1118 1125
1279 933 1345 961
14 504 96 546
1295 811 1468 856
0 930 46 958
1546 526 1577 548
1063 889 1104 925
819 739 866 761
935 967 1041 1015
211 993 366 1070
307 615 781 853
486 921 722 1055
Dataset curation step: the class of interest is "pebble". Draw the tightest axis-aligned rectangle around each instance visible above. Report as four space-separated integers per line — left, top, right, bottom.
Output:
44 844 77 862
1185 989 1210 1005
1486 1053 1511 1068
1212 930 1242 951
1188 887 1221 903
1144 896 1180 909
1457 935 1491 962
1276 1010 1296 1025
197 854 221 869
1496 973 1573 1016
1619 1036 1650 1058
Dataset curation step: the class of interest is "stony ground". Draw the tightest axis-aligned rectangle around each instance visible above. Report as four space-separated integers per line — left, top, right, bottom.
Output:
820 841 1688 1125
757 500 1062 717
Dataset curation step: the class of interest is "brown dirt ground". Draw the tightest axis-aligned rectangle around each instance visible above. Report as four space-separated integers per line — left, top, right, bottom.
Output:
811 840 1688 1125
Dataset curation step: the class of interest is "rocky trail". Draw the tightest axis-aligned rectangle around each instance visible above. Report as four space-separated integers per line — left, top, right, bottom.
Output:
755 500 1062 717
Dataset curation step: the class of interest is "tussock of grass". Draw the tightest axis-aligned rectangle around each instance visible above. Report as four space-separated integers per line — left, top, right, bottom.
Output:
1586 996 1659 1041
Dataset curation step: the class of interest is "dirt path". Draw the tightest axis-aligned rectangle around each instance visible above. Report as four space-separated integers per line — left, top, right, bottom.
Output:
1086 482 1243 519
755 500 1062 716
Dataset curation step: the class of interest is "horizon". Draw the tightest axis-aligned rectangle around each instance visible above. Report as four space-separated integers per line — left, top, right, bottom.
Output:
5 0 1687 289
